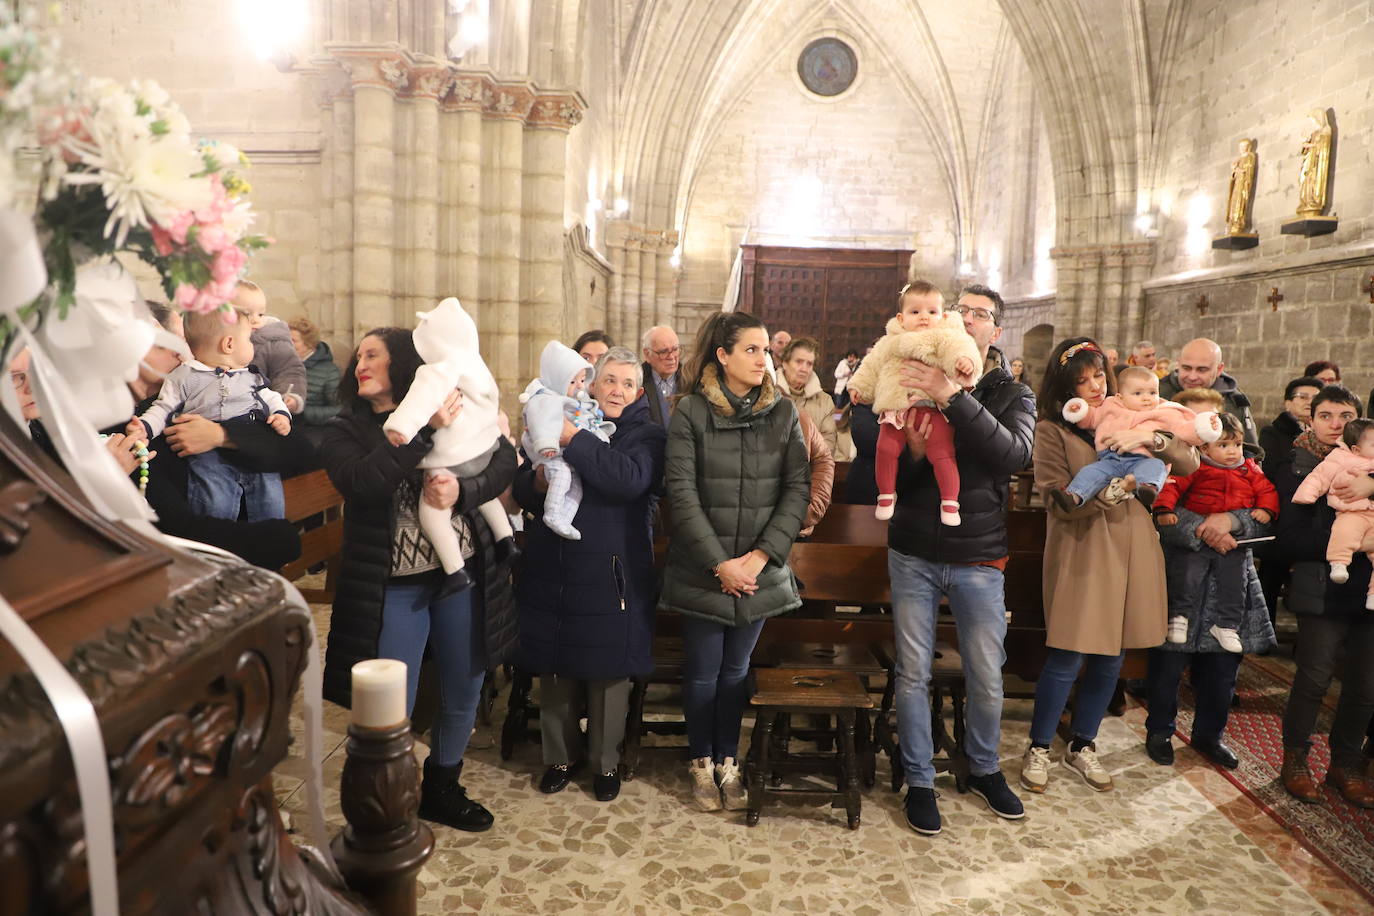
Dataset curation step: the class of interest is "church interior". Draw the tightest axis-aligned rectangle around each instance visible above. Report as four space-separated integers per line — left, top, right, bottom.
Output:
2 0 1374 913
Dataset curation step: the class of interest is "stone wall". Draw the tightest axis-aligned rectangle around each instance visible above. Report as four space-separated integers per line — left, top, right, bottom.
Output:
677 27 959 312
1142 0 1374 415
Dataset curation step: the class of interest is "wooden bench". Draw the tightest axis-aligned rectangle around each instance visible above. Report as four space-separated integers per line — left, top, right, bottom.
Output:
279 469 344 603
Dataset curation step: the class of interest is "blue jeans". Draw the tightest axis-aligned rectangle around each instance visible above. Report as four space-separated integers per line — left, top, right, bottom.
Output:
680 615 767 761
889 550 1008 788
186 448 284 522
378 578 487 767
1028 648 1125 746
1066 449 1166 503
1146 649 1241 744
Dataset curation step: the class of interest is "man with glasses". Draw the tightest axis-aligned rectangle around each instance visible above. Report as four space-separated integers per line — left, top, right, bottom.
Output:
1260 376 1323 472
884 283 1037 836
640 325 683 427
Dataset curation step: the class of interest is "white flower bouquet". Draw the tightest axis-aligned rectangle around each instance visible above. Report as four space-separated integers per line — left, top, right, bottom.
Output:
1 7 269 327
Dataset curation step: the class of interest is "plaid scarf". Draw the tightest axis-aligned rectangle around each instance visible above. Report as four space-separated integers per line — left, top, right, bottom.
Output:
1293 427 1336 461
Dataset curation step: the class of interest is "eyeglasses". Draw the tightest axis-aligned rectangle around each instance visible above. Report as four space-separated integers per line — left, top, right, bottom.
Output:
650 346 681 359
955 305 996 322
9 371 28 389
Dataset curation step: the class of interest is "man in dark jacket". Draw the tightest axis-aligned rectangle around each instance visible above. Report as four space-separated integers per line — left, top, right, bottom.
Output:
1158 338 1258 447
1255 376 1322 619
640 325 683 427
884 283 1035 836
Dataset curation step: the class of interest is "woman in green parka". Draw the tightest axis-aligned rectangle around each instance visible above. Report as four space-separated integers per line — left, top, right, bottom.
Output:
659 311 811 813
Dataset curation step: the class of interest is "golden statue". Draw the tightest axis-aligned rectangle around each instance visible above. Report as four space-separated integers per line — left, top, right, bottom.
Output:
1296 109 1332 217
1225 138 1257 235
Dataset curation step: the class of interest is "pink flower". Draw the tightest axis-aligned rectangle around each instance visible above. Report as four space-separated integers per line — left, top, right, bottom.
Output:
173 283 199 309
163 210 195 246
195 174 231 223
210 244 246 283
150 224 174 257
197 223 232 254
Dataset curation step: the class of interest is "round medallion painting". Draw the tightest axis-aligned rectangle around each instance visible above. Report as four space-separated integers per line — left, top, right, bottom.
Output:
798 38 858 97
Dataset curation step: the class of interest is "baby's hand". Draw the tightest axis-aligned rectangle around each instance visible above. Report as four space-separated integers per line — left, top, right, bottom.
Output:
540 448 558 459
1155 512 1178 527
385 429 410 447
1250 508 1273 524
954 357 974 377
267 413 291 436
847 387 869 405
125 418 146 439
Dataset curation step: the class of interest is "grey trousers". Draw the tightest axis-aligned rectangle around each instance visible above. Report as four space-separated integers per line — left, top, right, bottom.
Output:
540 675 633 774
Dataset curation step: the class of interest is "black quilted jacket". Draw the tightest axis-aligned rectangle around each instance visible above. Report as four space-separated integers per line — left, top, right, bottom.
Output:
319 408 518 708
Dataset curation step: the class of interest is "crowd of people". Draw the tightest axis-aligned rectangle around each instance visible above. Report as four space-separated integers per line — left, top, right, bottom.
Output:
9 278 1373 836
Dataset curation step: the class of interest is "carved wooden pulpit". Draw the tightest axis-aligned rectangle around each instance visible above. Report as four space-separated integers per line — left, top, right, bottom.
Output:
0 409 398 913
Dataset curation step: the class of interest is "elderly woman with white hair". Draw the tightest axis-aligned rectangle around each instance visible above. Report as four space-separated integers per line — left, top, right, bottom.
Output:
513 346 668 801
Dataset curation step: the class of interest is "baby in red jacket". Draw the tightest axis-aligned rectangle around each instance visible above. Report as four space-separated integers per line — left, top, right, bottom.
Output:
1154 413 1279 651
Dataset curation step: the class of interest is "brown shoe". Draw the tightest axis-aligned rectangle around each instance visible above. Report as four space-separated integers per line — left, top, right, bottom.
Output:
1281 746 1322 804
1324 765 1374 809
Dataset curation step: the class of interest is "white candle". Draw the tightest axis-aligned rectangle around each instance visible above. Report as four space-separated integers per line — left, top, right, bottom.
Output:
351 659 407 728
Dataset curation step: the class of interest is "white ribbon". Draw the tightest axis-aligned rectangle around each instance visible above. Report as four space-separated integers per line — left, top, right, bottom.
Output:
0 594 119 916
0 210 47 312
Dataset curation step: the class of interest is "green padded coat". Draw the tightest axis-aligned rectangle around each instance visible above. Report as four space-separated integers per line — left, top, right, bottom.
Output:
658 363 811 626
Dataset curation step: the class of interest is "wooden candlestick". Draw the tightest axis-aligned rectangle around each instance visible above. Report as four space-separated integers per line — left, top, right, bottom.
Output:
331 721 434 916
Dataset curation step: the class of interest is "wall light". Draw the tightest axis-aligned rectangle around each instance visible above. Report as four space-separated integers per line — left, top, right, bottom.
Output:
669 245 682 269
613 197 630 217
237 0 308 63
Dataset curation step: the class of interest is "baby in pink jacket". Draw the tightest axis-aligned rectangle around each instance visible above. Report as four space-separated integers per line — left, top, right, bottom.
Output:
1050 366 1221 512
1292 418 1374 608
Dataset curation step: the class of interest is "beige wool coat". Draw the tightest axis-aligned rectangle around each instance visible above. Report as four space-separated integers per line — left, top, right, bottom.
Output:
784 371 839 456
1033 419 1200 655
846 313 982 414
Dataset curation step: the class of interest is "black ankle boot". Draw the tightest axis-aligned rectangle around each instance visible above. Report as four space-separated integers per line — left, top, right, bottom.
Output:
435 568 474 601
419 758 494 832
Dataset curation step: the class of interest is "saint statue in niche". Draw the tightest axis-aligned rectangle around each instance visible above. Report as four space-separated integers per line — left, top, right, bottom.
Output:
1225 138 1257 235
1296 109 1332 217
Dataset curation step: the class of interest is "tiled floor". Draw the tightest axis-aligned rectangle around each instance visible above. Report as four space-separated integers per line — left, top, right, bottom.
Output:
276 598 1370 915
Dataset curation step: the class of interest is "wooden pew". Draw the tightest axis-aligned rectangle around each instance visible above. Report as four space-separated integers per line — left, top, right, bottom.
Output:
279 469 344 603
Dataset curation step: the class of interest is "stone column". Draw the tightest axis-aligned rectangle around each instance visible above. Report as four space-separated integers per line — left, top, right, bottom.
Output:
346 56 402 343
1099 245 1126 347
444 76 485 311
522 93 585 371
410 66 447 318
320 67 355 350
654 229 680 329
482 84 535 406
1120 241 1155 349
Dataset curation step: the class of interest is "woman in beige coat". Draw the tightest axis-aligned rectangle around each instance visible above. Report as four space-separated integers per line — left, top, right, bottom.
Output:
1018 337 1200 796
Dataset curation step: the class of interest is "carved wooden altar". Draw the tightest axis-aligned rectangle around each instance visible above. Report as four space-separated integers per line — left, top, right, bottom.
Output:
0 408 377 914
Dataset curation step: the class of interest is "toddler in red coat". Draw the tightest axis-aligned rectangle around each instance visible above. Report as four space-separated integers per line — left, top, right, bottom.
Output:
1154 414 1279 651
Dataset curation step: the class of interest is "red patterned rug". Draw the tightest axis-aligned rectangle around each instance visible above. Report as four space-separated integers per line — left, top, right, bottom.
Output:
1170 655 1374 904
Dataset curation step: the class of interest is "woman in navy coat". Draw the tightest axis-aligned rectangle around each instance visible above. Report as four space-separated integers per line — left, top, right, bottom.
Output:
513 346 667 801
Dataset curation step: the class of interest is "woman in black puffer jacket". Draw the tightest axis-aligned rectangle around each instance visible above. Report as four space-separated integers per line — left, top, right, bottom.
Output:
513 347 666 802
659 311 810 813
321 326 517 833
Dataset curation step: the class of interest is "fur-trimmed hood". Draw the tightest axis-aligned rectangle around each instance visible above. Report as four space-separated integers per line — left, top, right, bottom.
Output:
698 362 781 423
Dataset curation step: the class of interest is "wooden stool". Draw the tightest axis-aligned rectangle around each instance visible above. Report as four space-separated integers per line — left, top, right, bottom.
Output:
872 641 968 792
763 643 886 787
746 668 874 829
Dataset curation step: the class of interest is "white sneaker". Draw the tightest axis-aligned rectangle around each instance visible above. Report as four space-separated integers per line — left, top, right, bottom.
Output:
939 500 961 526
689 757 722 811
1019 744 1052 793
1330 563 1349 584
1063 743 1113 791
1366 593 1374 611
1209 625 1243 653
716 757 748 810
875 494 896 521
1166 616 1188 644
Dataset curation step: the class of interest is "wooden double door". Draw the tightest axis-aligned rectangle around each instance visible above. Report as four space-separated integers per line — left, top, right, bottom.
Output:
739 245 912 374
